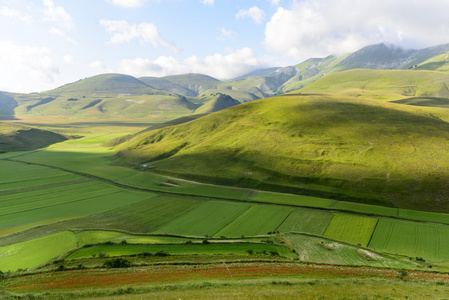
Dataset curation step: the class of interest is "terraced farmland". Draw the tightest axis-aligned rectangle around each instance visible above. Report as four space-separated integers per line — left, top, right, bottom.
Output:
368 219 449 261
214 205 293 237
323 213 378 247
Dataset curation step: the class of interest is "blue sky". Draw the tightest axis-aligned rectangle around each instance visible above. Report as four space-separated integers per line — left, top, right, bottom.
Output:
1 0 449 93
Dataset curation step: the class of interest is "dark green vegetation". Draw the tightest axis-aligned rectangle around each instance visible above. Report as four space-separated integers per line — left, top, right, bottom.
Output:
0 122 67 152
3 43 449 298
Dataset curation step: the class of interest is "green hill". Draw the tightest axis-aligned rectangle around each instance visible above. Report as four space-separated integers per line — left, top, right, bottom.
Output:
114 83 449 212
162 73 220 96
45 73 161 97
0 122 67 152
195 93 240 114
139 77 197 97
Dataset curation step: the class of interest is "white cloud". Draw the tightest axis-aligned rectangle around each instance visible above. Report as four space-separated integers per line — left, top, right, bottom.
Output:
63 55 75 63
89 61 106 70
265 0 449 61
50 27 77 44
268 0 282 5
0 40 59 85
236 6 265 24
117 47 271 79
0 6 32 23
100 20 179 54
219 28 237 40
201 0 214 4
108 0 147 8
42 0 73 29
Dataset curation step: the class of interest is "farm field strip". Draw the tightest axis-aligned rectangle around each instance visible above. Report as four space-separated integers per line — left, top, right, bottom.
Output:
0 231 78 271
4 262 449 294
75 230 194 247
66 242 293 260
286 234 415 269
214 205 293 237
250 191 334 208
152 201 252 237
0 188 157 235
368 219 449 261
0 174 82 191
397 209 449 225
323 213 378 247
277 208 333 235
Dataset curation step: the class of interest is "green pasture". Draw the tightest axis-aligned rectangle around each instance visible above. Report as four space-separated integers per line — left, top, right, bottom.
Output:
214 205 292 237
369 219 449 261
397 209 449 225
66 242 294 260
323 213 378 247
0 231 77 271
250 191 334 208
286 234 415 269
153 201 251 237
75 230 193 246
277 208 333 235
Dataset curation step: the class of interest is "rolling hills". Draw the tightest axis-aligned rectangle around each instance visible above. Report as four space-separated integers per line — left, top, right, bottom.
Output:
113 69 449 212
2 43 449 122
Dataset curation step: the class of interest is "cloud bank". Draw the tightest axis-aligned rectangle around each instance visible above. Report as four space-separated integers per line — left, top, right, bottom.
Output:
265 0 449 61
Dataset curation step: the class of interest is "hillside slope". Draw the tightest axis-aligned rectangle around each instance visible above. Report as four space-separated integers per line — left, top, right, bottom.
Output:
0 122 67 152
114 87 449 211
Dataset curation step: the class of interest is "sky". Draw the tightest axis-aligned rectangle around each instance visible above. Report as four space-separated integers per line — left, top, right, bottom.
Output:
1 0 449 93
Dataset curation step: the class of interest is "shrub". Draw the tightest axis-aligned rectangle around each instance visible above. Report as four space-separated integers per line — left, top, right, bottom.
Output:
103 258 130 268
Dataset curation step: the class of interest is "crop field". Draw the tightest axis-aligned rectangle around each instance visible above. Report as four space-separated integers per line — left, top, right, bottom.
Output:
330 201 398 218
0 179 157 237
0 231 77 271
214 205 292 237
286 234 414 269
119 172 253 200
0 160 81 190
323 213 378 247
153 201 251 237
66 242 293 260
250 191 334 208
397 209 449 224
277 208 333 235
368 219 449 261
75 230 193 246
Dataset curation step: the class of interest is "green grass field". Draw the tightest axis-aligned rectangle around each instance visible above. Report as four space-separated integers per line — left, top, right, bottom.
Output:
75 230 193 247
0 231 77 271
214 205 292 237
323 213 378 247
369 219 449 261
286 233 415 269
66 242 293 260
153 201 251 237
277 208 333 235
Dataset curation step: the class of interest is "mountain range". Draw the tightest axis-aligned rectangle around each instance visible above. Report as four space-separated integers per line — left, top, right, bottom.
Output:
2 43 449 120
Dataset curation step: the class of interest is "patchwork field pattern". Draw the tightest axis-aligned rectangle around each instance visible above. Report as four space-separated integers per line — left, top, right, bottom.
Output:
368 219 449 261
153 201 251 237
323 213 378 247
277 208 333 235
0 175 157 236
214 205 293 237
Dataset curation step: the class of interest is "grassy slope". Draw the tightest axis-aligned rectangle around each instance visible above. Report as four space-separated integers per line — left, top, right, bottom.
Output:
0 122 67 152
114 77 449 211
